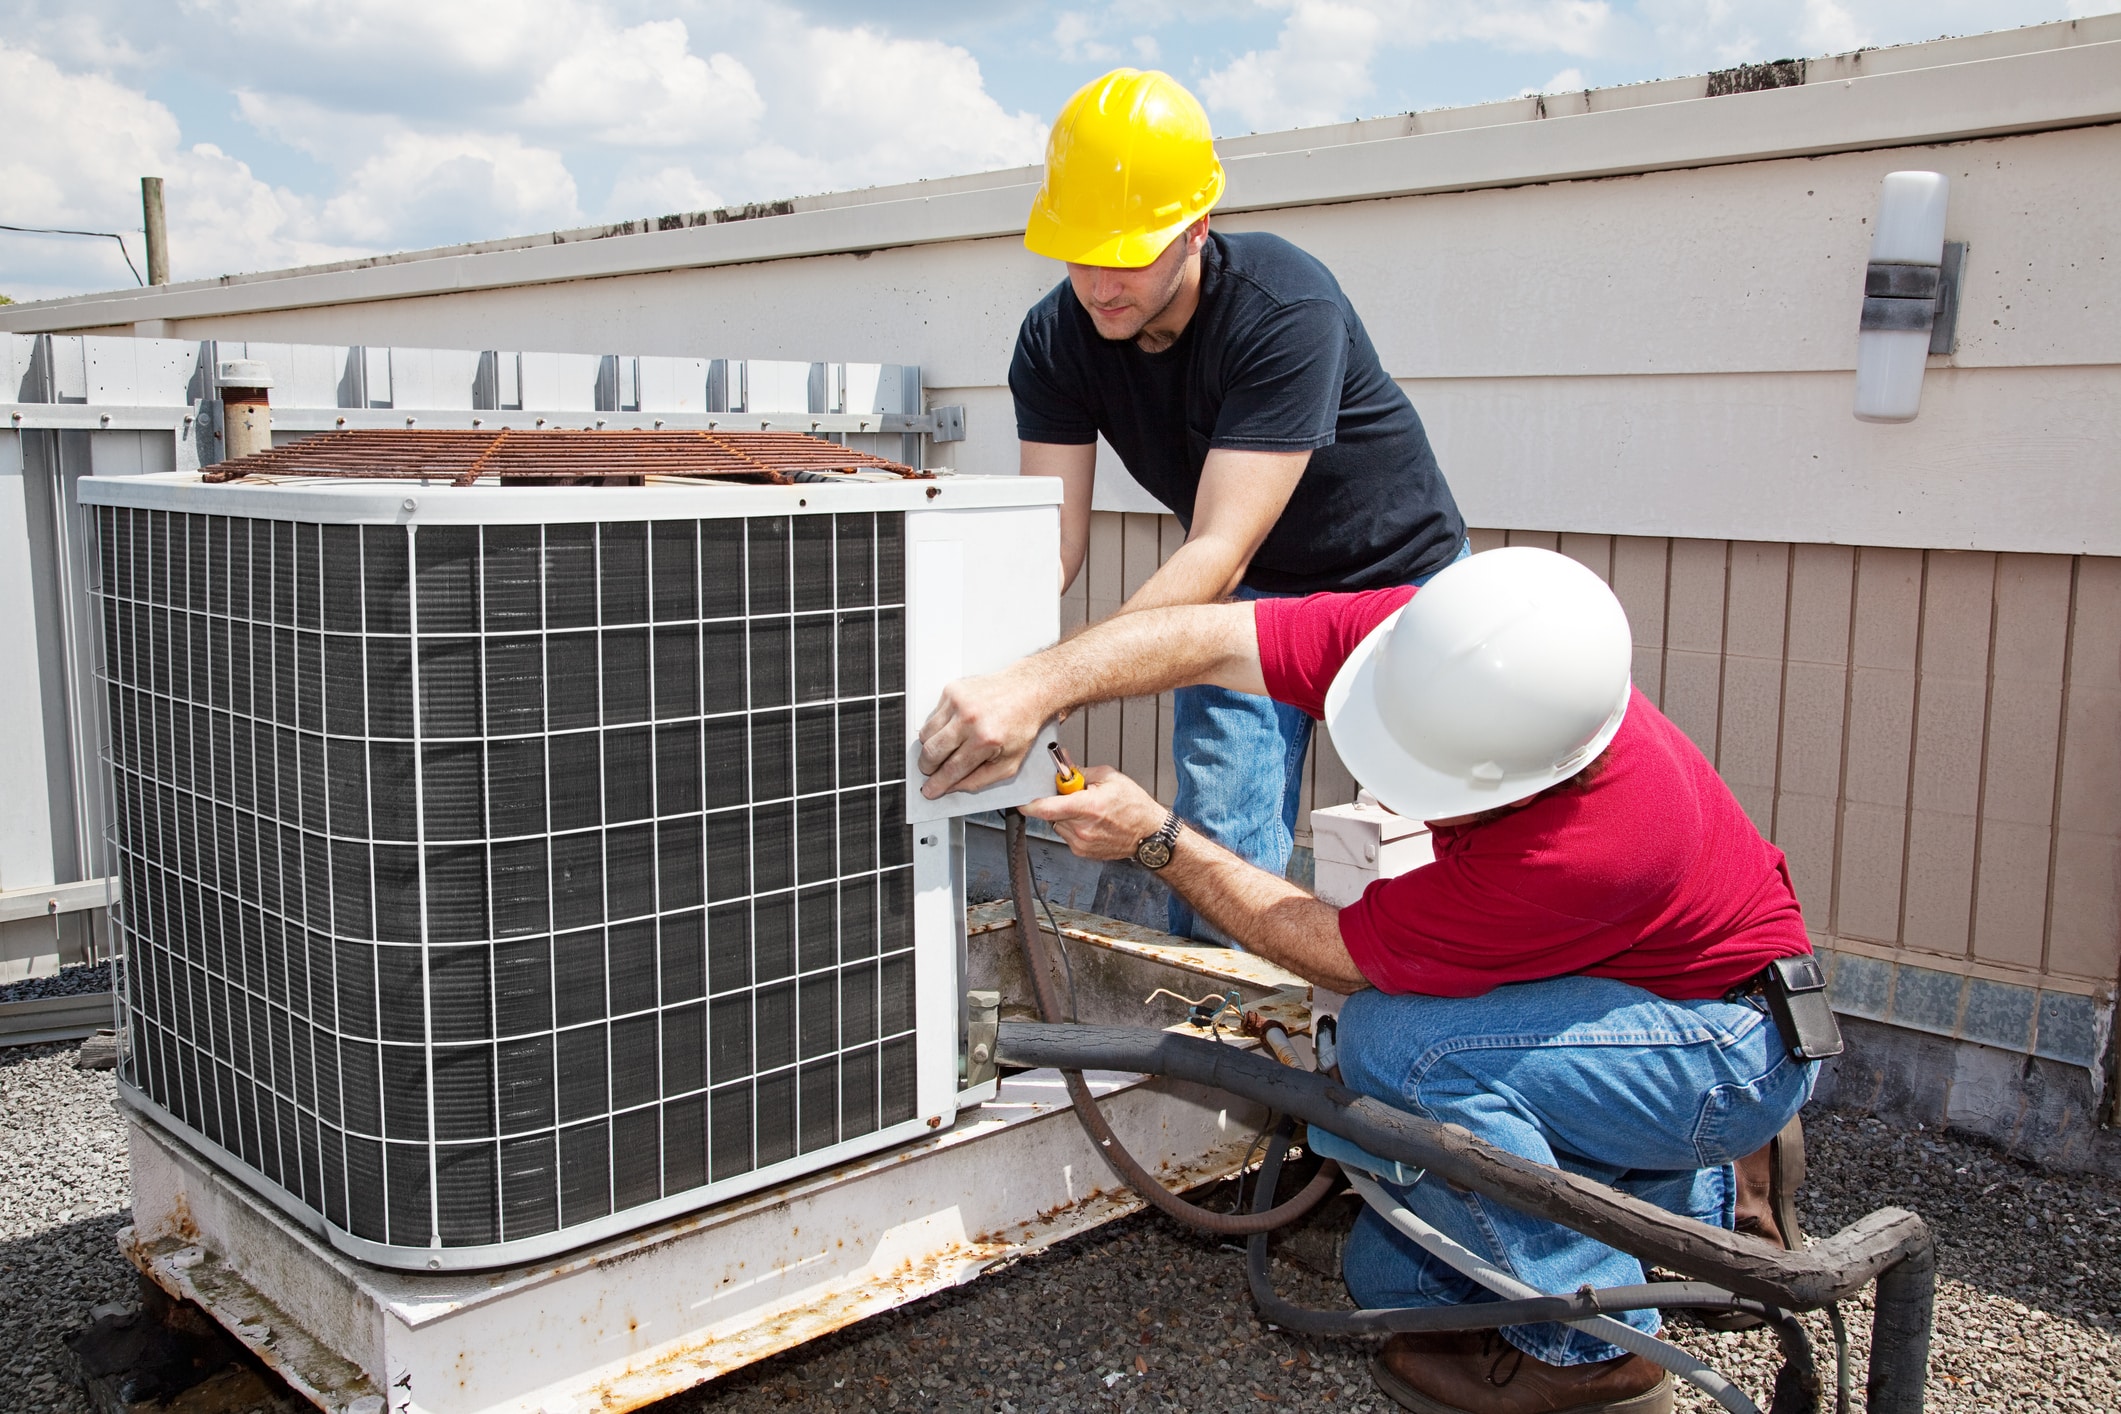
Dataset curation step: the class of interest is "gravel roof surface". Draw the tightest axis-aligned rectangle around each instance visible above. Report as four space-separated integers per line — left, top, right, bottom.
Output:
0 962 114 1004
2 1042 2116 1414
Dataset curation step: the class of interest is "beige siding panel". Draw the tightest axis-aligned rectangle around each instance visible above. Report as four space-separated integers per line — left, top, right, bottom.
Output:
1971 555 2073 970
1081 511 1126 770
1117 516 1161 782
1901 551 1996 961
1774 544 1855 916
1468 527 1508 555
1153 517 1183 804
2049 557 2121 981
1835 547 1923 944
1120 513 1161 601
1505 529 1562 551
1661 539 1729 760
1559 533 1614 583
1719 543 1789 832
1610 536 1670 706
1313 721 1358 814
1086 511 1125 619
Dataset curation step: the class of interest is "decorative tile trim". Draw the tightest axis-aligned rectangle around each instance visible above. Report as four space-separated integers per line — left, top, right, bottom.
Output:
1818 945 2113 1072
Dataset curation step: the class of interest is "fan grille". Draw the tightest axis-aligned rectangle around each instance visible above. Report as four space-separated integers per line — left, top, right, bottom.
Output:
95 502 917 1252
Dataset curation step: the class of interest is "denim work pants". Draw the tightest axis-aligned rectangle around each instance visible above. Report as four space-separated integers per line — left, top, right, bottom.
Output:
1336 975 1817 1366
1166 540 1470 942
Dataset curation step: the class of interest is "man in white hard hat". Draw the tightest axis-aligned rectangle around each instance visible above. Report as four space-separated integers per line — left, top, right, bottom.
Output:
918 548 1823 1414
1013 67 1467 944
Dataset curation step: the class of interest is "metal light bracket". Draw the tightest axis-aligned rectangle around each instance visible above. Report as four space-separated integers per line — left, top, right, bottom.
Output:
964 989 1002 1089
1859 240 1966 354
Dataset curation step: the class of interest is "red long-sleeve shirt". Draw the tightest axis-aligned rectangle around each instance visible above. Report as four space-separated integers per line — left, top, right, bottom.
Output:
1255 587 1812 1000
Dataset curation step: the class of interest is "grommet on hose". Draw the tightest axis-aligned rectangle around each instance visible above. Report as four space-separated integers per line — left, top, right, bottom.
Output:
1003 809 1338 1235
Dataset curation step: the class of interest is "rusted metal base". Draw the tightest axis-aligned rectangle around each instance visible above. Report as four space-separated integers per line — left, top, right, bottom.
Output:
118 911 1299 1414
62 1279 312 1414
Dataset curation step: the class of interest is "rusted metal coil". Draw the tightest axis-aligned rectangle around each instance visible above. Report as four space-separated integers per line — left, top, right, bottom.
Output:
200 427 926 486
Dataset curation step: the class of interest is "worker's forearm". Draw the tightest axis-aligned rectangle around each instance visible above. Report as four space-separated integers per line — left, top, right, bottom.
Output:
1118 537 1248 614
1011 601 1262 714
1159 831 1369 994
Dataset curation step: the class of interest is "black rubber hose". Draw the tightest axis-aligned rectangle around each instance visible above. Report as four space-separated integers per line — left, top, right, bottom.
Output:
1242 1127 1825 1414
997 1018 1935 1316
1864 1240 1935 1414
1004 810 1339 1236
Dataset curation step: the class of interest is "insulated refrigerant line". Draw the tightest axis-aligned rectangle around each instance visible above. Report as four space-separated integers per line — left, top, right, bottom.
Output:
1002 809 1337 1235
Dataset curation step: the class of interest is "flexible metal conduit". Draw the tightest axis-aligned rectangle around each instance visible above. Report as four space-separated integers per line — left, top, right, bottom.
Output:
1002 811 1339 1235
997 1018 1935 1414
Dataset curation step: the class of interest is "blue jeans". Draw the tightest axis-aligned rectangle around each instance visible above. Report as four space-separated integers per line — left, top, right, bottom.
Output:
1336 976 1817 1366
1167 540 1471 942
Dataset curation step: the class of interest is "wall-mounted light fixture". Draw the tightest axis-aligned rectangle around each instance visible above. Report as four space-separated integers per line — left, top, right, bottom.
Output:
1853 171 1966 423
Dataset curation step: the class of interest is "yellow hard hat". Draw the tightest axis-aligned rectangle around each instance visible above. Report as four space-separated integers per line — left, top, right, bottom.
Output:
1024 69 1225 268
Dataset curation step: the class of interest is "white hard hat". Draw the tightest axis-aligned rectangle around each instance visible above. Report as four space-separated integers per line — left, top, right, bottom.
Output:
1324 547 1633 822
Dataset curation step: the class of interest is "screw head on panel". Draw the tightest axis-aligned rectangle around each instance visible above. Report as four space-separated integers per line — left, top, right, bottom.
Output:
402 498 418 512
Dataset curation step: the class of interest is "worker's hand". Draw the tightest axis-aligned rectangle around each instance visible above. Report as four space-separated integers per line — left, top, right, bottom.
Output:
1020 766 1167 861
917 666 1054 799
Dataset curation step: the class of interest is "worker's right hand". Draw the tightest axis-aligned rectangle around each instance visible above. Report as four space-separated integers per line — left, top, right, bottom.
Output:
917 667 1054 799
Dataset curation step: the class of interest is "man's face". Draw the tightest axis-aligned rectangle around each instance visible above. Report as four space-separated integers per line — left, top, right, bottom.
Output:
1066 224 1197 342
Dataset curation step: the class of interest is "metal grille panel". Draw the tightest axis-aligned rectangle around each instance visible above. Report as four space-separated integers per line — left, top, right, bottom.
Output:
95 503 916 1257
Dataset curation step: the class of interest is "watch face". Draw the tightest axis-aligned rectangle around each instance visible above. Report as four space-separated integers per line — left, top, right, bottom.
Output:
1137 836 1175 871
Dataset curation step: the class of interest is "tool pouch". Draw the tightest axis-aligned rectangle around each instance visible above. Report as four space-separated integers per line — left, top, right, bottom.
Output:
1734 954 1845 1062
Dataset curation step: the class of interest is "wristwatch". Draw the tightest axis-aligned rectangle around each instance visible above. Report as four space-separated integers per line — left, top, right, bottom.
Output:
1134 810 1184 871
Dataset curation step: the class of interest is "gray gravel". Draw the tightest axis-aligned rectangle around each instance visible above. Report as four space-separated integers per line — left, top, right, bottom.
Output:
0 1042 138 1414
1 1043 2116 1413
0 962 115 1004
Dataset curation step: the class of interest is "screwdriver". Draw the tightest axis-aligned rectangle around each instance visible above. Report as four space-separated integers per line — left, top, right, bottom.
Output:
1049 741 1086 794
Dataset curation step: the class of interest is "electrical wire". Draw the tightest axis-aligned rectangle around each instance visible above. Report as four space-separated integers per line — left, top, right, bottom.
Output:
1004 809 1339 1235
1826 1302 1852 1414
0 223 145 285
1022 838 1080 1022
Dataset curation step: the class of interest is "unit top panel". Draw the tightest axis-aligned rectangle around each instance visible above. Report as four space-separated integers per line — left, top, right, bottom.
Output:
77 470 1064 523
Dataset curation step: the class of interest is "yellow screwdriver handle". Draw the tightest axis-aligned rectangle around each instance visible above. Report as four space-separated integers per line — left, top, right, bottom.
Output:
1049 742 1086 794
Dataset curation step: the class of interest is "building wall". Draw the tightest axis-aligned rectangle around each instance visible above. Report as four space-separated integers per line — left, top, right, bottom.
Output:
1069 510 2120 1069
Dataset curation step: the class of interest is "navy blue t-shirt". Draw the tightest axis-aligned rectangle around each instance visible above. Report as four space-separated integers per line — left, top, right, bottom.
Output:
1010 230 1464 593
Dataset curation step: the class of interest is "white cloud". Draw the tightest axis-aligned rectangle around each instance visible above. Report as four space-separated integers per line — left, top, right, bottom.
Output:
1200 0 1623 131
604 162 725 217
1797 0 1871 52
0 39 359 299
1200 1 1386 132
1054 11 1123 62
318 131 583 248
1519 65 1589 96
516 18 762 148
725 17 1046 195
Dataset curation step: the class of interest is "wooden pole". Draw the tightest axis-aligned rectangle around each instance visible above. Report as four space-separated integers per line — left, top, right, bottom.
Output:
140 177 168 286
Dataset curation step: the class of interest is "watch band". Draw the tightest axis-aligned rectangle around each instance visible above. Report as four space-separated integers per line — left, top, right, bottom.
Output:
1134 810 1183 871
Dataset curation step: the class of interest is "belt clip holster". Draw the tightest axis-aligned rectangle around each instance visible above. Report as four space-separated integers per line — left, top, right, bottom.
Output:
1731 954 1844 1062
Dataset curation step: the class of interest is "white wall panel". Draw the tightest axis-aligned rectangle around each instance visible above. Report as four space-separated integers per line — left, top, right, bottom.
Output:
0 434 58 891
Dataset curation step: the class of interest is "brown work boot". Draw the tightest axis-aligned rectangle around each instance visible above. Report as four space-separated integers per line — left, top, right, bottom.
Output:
1685 1116 1807 1331
1371 1330 1672 1414
1733 1115 1807 1250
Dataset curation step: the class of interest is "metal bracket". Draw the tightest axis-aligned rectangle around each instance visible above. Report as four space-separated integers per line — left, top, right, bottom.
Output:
964 989 1001 1088
1857 241 1966 354
0 876 118 924
926 404 966 443
1930 241 1966 354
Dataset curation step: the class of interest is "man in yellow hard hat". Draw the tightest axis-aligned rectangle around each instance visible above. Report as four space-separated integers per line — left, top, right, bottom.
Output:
1006 68 1468 942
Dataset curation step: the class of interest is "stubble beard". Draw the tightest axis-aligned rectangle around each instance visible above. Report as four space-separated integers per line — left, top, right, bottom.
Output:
1085 258 1188 347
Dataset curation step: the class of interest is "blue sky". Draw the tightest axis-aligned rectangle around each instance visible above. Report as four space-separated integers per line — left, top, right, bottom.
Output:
2 0 2109 302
